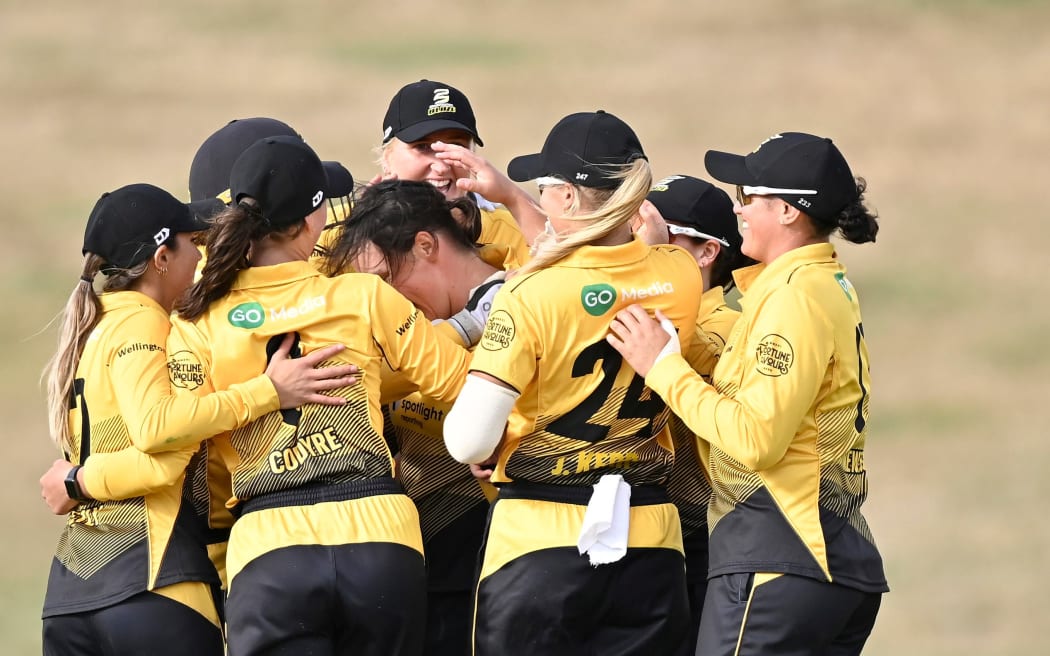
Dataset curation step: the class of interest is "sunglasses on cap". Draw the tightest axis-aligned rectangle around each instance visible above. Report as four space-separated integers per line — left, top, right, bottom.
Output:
535 176 569 193
666 224 730 248
735 185 817 206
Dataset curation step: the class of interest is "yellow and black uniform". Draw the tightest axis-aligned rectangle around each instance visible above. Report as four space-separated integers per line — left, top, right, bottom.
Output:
476 197 530 269
168 260 471 656
384 268 505 656
42 291 281 656
469 236 701 656
667 285 740 656
646 243 887 655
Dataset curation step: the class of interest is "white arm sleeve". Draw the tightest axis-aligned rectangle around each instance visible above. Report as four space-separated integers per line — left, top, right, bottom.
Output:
444 375 520 464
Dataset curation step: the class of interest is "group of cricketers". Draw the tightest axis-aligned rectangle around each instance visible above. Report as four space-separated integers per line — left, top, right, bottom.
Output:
38 79 887 656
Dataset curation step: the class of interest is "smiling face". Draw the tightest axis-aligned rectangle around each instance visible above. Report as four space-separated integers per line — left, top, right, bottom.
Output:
381 129 474 200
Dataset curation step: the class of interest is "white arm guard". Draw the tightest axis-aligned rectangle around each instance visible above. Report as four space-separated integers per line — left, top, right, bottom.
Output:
444 375 520 464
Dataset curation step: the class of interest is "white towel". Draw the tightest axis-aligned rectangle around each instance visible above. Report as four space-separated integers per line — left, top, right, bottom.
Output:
576 474 632 566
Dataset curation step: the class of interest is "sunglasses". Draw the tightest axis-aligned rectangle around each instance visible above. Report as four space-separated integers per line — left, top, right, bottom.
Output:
666 224 730 248
735 185 817 206
535 176 568 193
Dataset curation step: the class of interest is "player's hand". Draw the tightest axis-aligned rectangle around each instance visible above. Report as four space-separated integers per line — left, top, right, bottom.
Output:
432 142 515 202
632 200 670 245
607 306 679 377
40 459 78 515
469 462 495 482
368 171 398 187
266 335 359 408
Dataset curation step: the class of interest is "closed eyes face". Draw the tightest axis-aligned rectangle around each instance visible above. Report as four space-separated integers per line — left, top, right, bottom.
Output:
353 241 446 320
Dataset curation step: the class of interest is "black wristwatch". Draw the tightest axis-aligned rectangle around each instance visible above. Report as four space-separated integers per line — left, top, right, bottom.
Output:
64 465 90 502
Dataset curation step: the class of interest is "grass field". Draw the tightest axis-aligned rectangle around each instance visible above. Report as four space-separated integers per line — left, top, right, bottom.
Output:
2 1 1048 653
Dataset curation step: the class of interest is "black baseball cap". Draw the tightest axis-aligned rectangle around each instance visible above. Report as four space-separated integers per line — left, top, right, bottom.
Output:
382 80 483 146
83 184 216 271
323 161 355 199
507 110 646 189
647 175 740 252
704 132 858 222
230 135 329 229
190 118 300 202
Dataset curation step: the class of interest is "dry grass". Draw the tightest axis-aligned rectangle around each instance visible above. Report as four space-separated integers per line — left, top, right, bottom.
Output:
2 1 1048 653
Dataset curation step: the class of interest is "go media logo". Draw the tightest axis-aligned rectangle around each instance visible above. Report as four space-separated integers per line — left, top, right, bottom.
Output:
581 283 617 317
228 302 265 329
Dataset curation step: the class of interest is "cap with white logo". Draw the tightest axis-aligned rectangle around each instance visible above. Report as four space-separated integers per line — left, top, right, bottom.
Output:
704 132 858 222
82 183 218 272
230 136 330 229
507 110 646 190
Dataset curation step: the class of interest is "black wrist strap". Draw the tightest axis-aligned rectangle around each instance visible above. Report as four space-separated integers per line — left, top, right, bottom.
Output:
65 464 88 502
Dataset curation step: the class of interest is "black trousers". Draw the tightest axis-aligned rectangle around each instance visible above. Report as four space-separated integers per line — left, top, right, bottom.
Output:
42 589 223 656
475 546 688 656
696 572 882 656
225 542 426 656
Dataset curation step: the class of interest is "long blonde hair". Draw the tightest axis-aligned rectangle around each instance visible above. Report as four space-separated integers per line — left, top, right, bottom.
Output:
516 158 652 277
43 256 149 451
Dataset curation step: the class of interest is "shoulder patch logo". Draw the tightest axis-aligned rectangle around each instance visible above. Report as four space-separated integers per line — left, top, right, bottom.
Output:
581 283 617 316
755 334 794 377
228 302 265 329
835 271 854 301
480 310 515 351
168 350 206 391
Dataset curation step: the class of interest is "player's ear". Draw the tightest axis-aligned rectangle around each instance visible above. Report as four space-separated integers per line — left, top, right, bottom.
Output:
412 231 438 260
152 245 171 274
697 240 721 269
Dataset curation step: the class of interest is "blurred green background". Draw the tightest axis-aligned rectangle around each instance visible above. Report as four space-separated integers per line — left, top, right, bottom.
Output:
2 0 1047 653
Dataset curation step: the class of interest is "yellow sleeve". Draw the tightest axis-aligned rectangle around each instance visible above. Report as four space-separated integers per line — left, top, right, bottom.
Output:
371 281 471 405
113 314 279 453
480 207 530 269
646 286 833 471
468 286 540 393
683 323 724 382
80 446 196 501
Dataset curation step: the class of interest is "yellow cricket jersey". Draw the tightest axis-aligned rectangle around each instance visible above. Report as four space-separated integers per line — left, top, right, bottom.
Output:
471 236 702 487
479 204 530 269
667 286 740 538
167 260 471 506
386 273 507 543
42 291 276 617
646 243 887 593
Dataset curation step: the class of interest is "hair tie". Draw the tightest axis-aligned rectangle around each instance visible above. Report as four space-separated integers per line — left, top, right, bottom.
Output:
80 275 94 284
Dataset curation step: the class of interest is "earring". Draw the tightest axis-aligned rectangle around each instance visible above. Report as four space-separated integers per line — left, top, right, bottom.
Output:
157 266 168 275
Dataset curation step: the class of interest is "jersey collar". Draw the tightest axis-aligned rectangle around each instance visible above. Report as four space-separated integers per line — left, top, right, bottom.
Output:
99 289 167 315
232 260 322 290
733 242 837 295
555 234 651 269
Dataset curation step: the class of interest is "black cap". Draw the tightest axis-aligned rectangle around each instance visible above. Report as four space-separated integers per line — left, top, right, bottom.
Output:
382 80 483 146
83 183 214 270
704 132 858 222
230 136 329 229
647 175 740 252
322 161 354 198
189 117 300 202
507 110 646 189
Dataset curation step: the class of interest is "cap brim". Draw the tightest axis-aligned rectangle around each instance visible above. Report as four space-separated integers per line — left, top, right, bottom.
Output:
506 153 545 183
704 150 758 186
187 198 225 226
391 120 483 147
322 161 355 198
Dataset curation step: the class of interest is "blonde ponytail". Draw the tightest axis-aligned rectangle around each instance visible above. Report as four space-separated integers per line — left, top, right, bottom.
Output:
516 158 652 277
43 256 104 452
